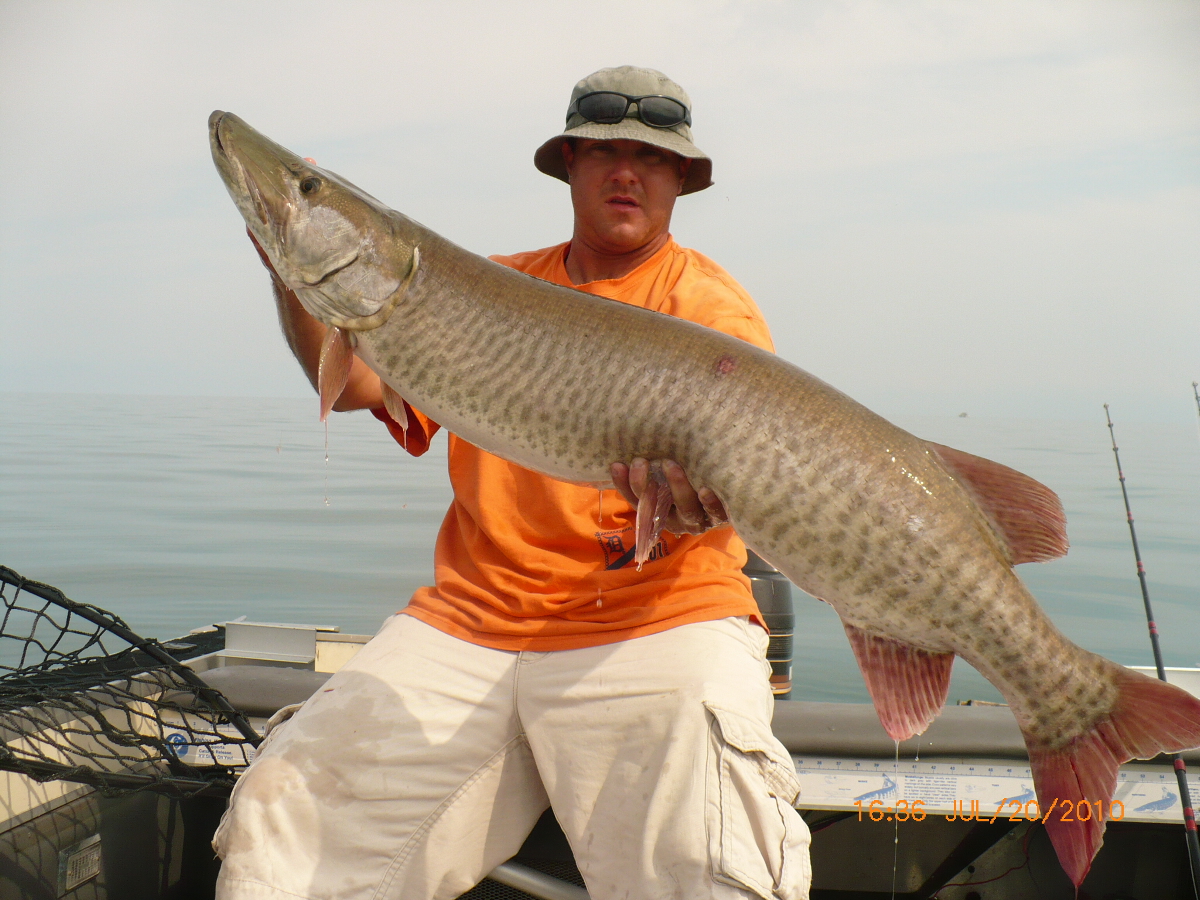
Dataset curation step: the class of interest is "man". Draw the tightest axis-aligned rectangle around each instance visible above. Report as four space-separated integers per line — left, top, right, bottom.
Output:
215 66 811 900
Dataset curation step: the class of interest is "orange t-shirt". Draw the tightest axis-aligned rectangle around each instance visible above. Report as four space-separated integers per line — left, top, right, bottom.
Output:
371 238 775 651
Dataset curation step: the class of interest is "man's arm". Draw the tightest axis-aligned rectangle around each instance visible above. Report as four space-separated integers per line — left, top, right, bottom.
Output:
251 231 384 412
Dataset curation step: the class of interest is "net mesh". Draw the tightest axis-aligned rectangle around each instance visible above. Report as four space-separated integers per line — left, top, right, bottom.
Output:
0 566 260 797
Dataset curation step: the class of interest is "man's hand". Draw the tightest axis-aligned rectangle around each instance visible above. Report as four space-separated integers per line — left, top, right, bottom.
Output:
610 458 729 535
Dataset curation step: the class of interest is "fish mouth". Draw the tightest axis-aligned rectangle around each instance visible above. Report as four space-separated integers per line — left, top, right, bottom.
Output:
209 112 258 213
208 112 389 322
209 110 228 155
209 111 247 188
209 111 295 255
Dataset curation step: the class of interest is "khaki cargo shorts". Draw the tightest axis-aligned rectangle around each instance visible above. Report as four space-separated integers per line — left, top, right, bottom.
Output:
214 614 811 899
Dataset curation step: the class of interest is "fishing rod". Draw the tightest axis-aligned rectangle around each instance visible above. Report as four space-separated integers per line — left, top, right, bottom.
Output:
1193 382 1200 442
1104 403 1200 896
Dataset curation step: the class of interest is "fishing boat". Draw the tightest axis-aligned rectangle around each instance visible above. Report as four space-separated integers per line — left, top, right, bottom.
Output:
2 562 1197 899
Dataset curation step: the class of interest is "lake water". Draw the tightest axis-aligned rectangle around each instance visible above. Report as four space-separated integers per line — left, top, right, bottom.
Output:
3 391 1199 705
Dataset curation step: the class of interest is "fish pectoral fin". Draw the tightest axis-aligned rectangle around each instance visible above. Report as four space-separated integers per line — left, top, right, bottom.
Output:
380 381 409 434
634 462 674 571
925 441 1069 565
1028 665 1200 886
317 325 355 422
842 622 954 741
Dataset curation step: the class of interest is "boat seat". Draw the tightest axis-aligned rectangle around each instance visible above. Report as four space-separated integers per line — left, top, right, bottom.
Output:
198 665 332 718
772 699 1200 764
188 672 1200 766
773 700 1025 759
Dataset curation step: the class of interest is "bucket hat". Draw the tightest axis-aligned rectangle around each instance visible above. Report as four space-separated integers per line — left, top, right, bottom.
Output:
534 66 713 195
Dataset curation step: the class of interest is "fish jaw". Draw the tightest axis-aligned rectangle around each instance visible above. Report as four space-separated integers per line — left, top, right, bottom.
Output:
208 111 406 327
209 111 299 275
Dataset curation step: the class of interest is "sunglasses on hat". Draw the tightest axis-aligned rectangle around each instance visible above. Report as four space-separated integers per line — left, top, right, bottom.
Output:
569 91 692 129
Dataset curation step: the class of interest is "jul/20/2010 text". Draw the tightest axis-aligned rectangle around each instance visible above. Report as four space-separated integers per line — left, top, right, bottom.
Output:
853 797 1126 824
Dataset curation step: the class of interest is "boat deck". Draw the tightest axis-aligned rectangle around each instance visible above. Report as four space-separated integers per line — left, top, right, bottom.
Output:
4 621 1197 898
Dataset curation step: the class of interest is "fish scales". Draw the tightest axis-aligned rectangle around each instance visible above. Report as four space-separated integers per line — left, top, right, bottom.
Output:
361 229 1114 741
210 111 1200 885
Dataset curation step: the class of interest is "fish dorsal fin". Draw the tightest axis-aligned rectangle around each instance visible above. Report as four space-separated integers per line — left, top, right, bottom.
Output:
842 622 954 741
926 442 1068 565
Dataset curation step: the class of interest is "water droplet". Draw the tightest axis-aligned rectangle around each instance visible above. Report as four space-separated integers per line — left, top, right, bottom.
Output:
892 740 901 896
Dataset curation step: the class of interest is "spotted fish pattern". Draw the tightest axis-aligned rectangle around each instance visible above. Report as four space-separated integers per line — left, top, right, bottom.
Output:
210 111 1200 885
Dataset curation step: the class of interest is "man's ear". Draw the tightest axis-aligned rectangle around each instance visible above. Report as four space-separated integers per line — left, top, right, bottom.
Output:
678 157 692 194
561 139 575 172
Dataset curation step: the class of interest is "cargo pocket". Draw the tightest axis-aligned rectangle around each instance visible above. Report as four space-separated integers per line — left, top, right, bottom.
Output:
704 701 811 899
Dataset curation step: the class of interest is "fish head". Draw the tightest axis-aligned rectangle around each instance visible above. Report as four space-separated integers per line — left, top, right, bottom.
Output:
209 111 410 326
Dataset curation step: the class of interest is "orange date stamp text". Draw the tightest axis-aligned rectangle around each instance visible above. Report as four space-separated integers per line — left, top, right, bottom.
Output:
853 797 1126 823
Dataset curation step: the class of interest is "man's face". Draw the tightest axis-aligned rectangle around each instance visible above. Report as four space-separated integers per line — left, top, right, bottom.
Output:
563 138 691 256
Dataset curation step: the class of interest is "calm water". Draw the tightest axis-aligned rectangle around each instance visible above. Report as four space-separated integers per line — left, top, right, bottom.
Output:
3 392 1199 705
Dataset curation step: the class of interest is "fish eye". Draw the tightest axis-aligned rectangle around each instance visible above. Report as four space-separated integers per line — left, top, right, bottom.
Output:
300 177 321 194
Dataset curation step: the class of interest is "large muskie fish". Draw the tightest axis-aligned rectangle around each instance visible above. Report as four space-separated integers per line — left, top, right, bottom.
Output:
210 110 1200 884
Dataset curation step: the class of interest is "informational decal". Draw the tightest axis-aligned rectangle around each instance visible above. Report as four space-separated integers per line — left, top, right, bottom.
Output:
163 729 255 767
58 834 102 892
792 756 1200 825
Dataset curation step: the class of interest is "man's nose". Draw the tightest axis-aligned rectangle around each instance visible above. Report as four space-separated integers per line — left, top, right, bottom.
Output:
608 155 638 184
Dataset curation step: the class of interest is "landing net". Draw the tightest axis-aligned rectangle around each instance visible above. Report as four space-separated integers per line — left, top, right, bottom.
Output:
0 566 260 797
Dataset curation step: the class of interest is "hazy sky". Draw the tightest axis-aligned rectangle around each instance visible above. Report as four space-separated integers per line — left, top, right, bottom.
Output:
2 0 1197 423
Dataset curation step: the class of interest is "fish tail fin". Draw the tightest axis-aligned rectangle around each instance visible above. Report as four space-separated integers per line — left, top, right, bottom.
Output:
1027 665 1200 886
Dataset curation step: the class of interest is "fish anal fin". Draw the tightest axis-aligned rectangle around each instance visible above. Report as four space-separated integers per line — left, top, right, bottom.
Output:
380 382 409 434
926 441 1068 565
634 462 674 571
843 622 953 741
317 326 355 422
1027 666 1200 886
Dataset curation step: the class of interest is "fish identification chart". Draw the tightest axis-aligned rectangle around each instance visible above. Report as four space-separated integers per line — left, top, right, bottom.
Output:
792 755 1200 825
